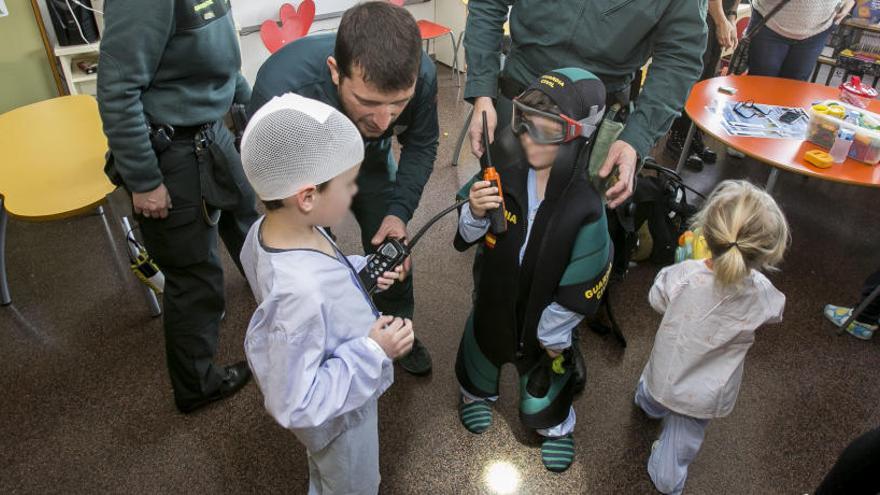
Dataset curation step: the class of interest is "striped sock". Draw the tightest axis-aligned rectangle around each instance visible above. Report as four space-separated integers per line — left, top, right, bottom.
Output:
541 434 575 472
459 398 493 434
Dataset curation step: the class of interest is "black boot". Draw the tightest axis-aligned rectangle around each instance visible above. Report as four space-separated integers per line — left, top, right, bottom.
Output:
692 131 717 164
398 337 433 376
176 361 252 414
685 153 704 171
667 112 716 164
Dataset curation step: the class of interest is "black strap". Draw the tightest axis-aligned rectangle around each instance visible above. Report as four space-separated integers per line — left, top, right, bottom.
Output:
499 75 526 101
743 0 794 41
317 227 381 315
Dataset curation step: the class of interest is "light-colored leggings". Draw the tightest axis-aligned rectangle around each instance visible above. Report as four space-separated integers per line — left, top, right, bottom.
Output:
307 399 380 495
634 380 710 495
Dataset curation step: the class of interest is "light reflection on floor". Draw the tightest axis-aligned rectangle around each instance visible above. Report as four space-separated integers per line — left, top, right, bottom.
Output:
484 460 521 494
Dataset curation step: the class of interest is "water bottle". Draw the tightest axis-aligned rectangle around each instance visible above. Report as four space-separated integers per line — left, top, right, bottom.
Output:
830 129 855 164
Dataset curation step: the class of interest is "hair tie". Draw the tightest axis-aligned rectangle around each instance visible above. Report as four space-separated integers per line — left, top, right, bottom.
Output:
724 241 739 251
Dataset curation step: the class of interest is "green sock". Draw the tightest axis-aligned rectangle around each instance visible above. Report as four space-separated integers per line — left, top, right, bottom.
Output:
541 434 575 472
459 398 493 434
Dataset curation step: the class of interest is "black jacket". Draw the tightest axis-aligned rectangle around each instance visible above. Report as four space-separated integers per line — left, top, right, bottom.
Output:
455 129 613 372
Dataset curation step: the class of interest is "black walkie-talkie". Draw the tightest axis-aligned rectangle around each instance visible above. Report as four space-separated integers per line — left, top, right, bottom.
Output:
479 111 508 234
358 238 410 294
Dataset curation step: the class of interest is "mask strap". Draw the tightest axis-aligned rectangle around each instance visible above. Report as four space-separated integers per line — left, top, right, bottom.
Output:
577 105 605 138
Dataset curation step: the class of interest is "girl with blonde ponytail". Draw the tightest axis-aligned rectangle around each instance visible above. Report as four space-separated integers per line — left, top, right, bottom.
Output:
692 180 790 287
633 180 789 495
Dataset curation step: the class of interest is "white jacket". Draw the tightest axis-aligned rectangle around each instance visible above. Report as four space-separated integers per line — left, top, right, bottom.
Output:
641 260 785 419
241 219 393 452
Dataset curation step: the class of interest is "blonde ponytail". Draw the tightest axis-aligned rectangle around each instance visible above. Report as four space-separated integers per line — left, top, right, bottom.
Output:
691 180 790 287
711 240 748 286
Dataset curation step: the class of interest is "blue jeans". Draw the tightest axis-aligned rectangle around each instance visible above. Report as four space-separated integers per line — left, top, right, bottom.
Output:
747 11 833 81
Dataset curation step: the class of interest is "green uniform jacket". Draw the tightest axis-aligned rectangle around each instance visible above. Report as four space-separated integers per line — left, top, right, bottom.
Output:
247 34 439 224
97 0 251 193
464 0 708 159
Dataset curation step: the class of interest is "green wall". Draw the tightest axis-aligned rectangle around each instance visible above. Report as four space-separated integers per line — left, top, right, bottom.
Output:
0 0 58 114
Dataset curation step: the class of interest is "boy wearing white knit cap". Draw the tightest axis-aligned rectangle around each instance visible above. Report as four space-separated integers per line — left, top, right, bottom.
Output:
239 93 414 495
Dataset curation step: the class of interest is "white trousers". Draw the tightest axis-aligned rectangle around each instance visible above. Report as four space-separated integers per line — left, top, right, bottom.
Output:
307 399 380 495
634 379 709 495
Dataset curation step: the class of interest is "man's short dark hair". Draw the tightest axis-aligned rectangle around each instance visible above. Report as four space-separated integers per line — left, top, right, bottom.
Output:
335 2 422 92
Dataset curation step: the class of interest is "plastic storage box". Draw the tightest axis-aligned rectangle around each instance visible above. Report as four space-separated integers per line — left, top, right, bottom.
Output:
806 100 880 165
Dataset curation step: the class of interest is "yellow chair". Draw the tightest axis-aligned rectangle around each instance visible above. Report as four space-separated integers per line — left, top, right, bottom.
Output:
0 95 117 306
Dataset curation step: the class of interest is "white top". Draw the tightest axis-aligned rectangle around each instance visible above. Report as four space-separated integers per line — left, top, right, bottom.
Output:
240 219 393 452
753 0 841 41
641 260 786 419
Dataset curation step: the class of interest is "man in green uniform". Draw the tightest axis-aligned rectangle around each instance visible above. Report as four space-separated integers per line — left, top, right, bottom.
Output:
464 0 709 208
98 0 256 413
247 2 439 375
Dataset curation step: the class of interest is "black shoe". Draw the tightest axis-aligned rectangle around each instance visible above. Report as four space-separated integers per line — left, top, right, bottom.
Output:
398 337 432 376
685 154 704 172
692 132 717 164
176 361 252 414
668 129 717 164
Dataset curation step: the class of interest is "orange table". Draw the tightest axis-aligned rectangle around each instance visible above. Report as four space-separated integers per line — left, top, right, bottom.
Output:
678 75 880 192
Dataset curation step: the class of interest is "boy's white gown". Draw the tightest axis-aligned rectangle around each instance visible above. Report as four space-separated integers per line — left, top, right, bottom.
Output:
240 220 393 493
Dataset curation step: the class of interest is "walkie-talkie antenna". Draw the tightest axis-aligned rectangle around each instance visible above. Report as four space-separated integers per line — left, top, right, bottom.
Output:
481 111 493 169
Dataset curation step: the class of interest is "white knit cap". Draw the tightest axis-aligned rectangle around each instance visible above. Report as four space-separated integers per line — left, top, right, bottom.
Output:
241 93 364 201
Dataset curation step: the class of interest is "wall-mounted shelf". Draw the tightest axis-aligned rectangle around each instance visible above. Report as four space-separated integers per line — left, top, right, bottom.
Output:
54 42 99 95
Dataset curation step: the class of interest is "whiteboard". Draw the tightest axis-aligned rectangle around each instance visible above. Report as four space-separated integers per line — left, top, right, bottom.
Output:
231 0 359 30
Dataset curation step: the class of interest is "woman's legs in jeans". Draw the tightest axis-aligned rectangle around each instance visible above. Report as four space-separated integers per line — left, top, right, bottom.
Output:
778 27 833 81
747 12 790 78
747 12 832 81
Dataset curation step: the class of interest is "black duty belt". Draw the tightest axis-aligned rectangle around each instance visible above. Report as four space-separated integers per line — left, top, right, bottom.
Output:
149 122 211 142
